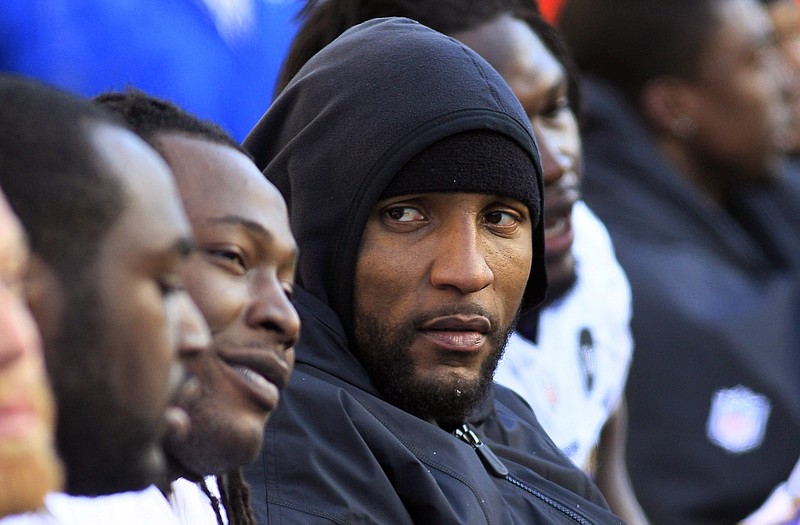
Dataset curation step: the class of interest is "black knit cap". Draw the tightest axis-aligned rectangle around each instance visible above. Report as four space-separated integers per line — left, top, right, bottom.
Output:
380 130 540 219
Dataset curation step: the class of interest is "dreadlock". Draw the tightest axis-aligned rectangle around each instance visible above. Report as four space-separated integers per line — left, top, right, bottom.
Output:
219 469 256 525
196 470 255 525
199 478 225 525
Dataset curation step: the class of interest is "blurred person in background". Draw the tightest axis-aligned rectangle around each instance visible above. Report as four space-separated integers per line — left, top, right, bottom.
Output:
761 0 800 156
559 0 800 522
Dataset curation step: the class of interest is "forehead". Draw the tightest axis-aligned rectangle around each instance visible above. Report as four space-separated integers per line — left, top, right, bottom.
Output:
455 15 564 94
157 134 294 250
89 124 191 253
377 191 527 210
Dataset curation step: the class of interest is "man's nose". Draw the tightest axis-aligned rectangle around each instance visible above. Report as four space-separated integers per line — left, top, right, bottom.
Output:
533 123 568 185
244 275 301 352
429 221 493 294
175 291 211 358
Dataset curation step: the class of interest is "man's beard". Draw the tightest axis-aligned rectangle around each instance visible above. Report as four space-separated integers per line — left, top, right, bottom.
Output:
0 379 63 517
163 346 264 480
353 304 516 431
47 281 165 496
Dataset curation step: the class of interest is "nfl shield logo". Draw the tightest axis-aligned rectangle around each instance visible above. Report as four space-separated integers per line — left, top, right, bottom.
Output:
706 386 771 454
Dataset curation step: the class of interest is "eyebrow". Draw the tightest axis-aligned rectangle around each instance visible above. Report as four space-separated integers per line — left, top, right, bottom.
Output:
208 214 274 242
544 76 567 103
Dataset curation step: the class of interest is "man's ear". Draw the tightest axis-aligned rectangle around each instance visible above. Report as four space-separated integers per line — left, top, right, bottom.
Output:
25 254 63 345
641 78 699 140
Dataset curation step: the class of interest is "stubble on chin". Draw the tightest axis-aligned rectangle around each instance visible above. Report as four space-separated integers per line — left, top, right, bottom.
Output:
0 384 63 517
353 304 516 430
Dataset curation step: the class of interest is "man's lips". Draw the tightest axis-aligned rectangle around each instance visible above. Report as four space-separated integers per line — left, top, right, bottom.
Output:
419 315 490 352
544 214 571 239
0 400 40 440
543 182 579 254
544 183 580 218
218 347 291 412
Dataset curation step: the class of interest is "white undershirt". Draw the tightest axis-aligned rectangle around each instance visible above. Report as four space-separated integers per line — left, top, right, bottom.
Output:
495 201 633 471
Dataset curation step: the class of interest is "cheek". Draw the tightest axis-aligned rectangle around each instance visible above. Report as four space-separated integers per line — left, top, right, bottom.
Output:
555 116 582 162
728 70 775 122
354 241 416 314
0 291 42 360
182 265 245 333
486 238 532 306
104 278 175 414
182 355 233 418
127 281 185 386
17 354 56 426
182 352 211 384
135 286 172 355
784 37 800 68
696 77 773 150
26 270 63 347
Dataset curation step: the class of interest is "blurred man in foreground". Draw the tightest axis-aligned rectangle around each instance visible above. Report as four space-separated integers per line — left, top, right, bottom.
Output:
0 75 209 523
0 190 62 517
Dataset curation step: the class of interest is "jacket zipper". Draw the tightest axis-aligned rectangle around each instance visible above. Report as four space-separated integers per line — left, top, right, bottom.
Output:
454 424 593 525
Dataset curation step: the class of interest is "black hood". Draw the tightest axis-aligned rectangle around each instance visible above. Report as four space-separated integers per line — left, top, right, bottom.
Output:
244 17 546 336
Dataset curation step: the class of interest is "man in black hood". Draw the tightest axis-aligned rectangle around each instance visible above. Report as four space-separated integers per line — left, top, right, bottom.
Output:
243 17 622 524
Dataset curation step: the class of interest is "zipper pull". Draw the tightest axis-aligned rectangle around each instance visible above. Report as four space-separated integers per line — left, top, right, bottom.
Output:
454 424 509 478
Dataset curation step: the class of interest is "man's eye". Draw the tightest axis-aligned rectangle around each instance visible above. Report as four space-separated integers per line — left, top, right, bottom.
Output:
384 206 424 222
485 210 519 227
208 249 247 271
541 96 569 119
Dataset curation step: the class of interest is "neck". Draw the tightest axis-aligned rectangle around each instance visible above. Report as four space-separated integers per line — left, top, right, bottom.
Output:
657 137 729 206
157 456 202 496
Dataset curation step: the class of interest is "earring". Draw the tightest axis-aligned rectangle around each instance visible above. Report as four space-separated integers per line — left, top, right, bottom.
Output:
672 116 698 139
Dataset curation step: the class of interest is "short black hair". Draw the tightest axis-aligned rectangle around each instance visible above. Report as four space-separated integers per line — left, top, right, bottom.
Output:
0 74 125 281
559 0 719 106
94 89 246 156
275 0 582 115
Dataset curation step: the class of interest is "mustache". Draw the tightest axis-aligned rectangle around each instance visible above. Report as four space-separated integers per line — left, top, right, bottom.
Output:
211 341 280 351
409 303 499 331
207 340 293 366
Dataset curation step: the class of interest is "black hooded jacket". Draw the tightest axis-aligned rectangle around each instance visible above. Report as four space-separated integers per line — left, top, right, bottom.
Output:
579 76 800 525
242 18 622 525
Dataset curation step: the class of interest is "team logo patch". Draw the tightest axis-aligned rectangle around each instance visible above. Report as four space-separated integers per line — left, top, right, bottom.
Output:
706 386 771 454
